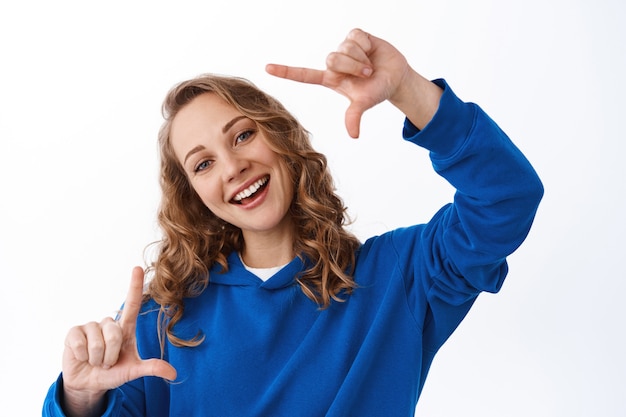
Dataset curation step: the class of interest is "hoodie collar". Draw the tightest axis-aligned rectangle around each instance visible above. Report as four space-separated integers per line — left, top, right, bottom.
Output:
208 251 307 290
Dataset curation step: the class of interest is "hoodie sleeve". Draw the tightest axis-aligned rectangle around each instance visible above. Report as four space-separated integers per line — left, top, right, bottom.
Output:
395 79 543 350
42 374 126 416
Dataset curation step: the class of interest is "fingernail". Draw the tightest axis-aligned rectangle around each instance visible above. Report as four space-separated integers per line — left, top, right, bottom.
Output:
362 67 372 77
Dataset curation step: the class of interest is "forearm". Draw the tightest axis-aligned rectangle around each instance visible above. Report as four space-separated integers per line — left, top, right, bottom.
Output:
388 68 443 130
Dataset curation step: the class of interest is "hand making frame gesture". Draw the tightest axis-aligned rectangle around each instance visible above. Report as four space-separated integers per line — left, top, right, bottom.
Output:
266 28 442 137
61 267 177 416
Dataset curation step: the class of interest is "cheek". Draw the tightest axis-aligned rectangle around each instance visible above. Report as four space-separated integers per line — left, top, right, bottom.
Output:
191 179 222 208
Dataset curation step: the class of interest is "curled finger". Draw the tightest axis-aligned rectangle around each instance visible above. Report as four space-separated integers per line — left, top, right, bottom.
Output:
326 52 372 78
335 38 371 66
65 325 89 363
81 321 106 367
100 317 123 369
346 28 373 55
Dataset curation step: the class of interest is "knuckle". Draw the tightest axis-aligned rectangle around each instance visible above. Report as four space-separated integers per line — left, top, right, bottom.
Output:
89 340 105 354
337 42 354 56
81 321 100 333
65 327 85 346
65 337 87 357
69 336 86 350
348 28 365 41
66 325 82 338
346 28 370 50
100 317 115 325
325 52 339 68
106 329 123 345
348 28 361 38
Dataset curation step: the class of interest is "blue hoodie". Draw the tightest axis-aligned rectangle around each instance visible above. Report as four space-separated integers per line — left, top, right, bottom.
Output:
43 80 543 417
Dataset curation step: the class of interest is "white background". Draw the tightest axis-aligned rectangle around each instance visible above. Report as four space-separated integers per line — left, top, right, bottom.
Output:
1 0 625 415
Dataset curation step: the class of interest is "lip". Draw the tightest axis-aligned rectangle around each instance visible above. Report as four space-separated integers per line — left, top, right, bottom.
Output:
228 175 270 204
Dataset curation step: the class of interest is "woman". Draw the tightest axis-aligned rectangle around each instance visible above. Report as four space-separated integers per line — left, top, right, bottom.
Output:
44 29 543 416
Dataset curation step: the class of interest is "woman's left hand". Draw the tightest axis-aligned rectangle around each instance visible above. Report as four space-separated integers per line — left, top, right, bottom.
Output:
266 28 413 138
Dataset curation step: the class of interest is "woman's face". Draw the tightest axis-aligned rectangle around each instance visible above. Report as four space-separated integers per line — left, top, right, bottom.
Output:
170 92 294 241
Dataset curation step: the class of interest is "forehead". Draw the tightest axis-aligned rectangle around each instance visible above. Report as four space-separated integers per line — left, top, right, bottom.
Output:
170 93 243 156
171 93 240 136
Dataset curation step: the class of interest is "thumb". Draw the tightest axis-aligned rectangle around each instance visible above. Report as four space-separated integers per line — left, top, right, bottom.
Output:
345 102 368 139
130 358 177 382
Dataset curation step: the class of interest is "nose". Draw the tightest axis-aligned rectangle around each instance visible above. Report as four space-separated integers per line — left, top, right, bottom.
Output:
221 153 249 183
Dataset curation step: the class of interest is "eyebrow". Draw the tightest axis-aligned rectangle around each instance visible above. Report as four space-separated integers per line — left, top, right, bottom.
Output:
183 145 205 165
182 116 249 166
222 115 248 134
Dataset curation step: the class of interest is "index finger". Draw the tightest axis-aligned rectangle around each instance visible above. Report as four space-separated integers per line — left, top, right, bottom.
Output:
265 64 325 86
117 266 145 328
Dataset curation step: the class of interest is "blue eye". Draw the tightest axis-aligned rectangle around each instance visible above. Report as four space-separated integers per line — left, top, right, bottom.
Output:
195 160 212 173
235 130 254 144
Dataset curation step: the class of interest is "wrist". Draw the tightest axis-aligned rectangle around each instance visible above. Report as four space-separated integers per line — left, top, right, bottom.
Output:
389 69 443 130
62 384 108 417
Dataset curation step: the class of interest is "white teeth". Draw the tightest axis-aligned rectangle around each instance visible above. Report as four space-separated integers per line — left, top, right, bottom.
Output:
233 177 268 202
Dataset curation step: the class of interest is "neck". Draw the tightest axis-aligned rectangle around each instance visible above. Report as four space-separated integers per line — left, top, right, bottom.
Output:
241 224 295 268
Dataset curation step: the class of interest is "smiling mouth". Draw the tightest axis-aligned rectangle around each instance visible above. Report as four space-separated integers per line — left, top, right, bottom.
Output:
231 176 269 204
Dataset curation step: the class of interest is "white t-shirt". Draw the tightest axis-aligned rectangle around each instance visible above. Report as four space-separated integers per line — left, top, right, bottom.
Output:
239 253 288 281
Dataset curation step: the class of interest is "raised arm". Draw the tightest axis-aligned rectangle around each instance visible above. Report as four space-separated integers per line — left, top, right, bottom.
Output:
266 28 443 137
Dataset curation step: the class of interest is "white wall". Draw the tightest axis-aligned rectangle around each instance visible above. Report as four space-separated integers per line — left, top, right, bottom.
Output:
1 0 624 415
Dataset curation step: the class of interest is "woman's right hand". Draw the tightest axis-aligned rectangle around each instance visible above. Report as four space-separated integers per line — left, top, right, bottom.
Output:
61 267 177 417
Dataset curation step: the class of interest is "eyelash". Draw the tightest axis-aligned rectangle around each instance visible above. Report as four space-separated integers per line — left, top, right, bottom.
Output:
194 160 212 173
193 129 256 173
235 129 254 144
